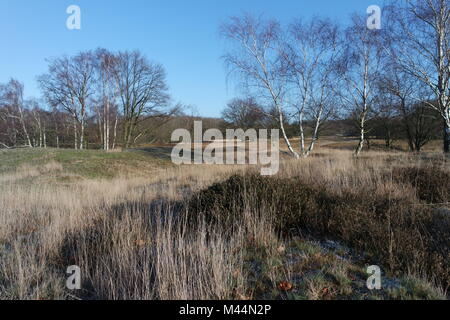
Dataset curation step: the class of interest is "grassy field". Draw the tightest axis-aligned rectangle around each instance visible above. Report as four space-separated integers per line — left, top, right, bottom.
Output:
0 143 449 300
0 148 171 179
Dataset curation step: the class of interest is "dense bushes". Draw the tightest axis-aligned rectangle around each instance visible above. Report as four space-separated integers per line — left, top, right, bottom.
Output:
392 167 450 204
188 171 450 290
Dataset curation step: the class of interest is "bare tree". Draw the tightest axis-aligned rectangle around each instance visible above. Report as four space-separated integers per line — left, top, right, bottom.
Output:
222 97 267 129
29 100 48 148
387 0 450 152
221 14 300 158
95 49 118 151
0 79 32 148
281 18 340 157
409 102 441 150
38 52 96 150
337 14 384 156
378 57 438 151
112 51 171 148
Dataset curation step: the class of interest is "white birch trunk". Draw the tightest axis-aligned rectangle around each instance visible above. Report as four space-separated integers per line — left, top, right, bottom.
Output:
17 104 32 148
73 115 78 150
105 98 110 151
355 108 368 156
299 110 306 156
306 107 323 157
112 114 118 150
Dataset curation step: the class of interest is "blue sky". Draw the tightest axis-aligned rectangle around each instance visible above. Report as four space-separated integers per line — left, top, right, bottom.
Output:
1 0 378 117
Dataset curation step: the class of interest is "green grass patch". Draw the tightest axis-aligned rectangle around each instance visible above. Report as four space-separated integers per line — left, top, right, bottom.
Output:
0 148 172 179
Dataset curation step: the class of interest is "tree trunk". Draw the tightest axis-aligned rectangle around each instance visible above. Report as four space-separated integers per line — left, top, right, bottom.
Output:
54 114 60 149
73 116 78 150
444 122 450 153
18 107 32 148
97 108 103 150
299 111 306 156
306 109 323 157
385 127 391 149
123 118 130 149
112 115 118 150
278 107 299 159
80 119 85 150
356 112 367 156
43 127 47 148
124 117 137 149
105 98 110 151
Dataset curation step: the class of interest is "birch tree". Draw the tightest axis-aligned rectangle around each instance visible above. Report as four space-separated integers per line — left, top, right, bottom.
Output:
38 52 96 150
0 79 32 147
95 49 118 151
281 18 340 157
337 14 384 156
29 100 48 148
221 14 300 158
387 0 450 152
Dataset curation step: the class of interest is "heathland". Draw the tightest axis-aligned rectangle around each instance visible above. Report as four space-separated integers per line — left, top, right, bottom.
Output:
0 139 449 300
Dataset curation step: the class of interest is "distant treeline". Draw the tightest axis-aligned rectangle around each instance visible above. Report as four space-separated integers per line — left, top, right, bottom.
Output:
1 0 449 154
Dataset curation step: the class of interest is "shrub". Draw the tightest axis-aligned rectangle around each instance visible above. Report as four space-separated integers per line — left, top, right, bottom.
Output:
392 167 450 204
187 173 450 290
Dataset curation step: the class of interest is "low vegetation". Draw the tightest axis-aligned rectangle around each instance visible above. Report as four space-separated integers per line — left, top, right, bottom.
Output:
0 147 448 300
0 148 169 180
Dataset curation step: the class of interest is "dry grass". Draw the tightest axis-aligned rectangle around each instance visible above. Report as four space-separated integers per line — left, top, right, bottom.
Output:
0 147 448 300
0 154 248 300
